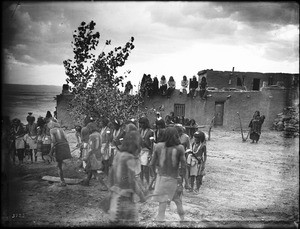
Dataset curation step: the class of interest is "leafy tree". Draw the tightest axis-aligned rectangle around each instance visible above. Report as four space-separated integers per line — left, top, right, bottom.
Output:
63 21 144 124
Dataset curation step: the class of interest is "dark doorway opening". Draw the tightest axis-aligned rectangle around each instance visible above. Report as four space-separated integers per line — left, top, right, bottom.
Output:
252 78 260 90
214 102 224 126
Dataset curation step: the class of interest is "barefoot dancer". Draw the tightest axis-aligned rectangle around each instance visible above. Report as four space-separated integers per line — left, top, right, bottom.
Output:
81 122 108 190
149 127 186 222
108 130 146 223
48 119 72 186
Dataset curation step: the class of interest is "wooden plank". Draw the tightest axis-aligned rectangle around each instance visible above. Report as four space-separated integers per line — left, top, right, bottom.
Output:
42 176 83 184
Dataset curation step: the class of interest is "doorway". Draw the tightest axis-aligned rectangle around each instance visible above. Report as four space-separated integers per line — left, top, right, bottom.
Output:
214 102 224 126
252 78 260 90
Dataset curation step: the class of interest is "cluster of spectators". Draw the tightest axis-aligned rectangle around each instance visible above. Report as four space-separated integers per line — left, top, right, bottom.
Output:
2 111 58 166
139 72 209 99
2 111 71 186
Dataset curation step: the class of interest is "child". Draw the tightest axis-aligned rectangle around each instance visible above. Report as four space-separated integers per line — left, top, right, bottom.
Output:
187 131 207 193
36 127 43 161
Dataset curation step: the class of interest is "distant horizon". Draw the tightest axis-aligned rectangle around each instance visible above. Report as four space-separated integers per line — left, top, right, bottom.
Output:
2 68 298 88
2 83 63 87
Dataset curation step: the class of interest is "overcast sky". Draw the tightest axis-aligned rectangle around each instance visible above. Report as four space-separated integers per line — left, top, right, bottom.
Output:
2 1 299 92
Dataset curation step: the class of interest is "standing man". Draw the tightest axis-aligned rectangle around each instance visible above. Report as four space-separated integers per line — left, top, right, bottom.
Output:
187 131 207 193
107 130 146 223
249 111 266 143
80 116 94 171
11 118 26 165
154 118 166 143
24 113 38 162
138 117 154 188
48 119 72 187
100 117 111 176
81 122 108 190
149 127 186 222
109 119 125 166
174 124 191 191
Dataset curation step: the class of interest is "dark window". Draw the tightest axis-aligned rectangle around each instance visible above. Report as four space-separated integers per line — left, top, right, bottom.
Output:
174 104 185 117
237 77 242 86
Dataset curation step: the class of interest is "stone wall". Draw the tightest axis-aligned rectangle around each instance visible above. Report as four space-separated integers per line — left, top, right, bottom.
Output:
55 71 298 129
142 87 291 130
206 70 296 91
56 85 75 129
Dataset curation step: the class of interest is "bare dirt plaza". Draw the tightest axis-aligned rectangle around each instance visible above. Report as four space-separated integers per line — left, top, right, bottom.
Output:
2 128 298 228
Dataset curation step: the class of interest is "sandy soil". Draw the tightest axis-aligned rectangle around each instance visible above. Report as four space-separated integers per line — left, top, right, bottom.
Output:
1 128 299 228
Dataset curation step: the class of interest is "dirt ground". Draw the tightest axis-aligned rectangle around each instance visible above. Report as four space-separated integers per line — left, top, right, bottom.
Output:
1 128 299 228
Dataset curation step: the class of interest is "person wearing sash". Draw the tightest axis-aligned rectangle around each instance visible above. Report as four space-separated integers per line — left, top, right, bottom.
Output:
174 124 191 191
48 119 72 187
149 127 186 222
81 122 108 190
107 129 146 224
24 113 38 162
100 117 111 176
11 118 26 165
138 117 154 188
187 131 207 193
80 116 94 171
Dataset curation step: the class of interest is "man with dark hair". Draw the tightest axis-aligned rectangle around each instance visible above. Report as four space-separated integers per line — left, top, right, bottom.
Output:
100 117 111 176
107 130 146 223
11 118 26 165
138 117 154 188
48 119 72 187
81 122 108 190
187 131 207 193
109 119 125 166
80 116 94 171
149 127 186 222
154 118 166 143
165 111 175 125
174 124 191 191
24 114 38 162
189 75 198 98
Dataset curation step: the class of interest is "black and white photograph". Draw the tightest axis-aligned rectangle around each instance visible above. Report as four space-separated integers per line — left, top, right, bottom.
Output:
1 1 299 228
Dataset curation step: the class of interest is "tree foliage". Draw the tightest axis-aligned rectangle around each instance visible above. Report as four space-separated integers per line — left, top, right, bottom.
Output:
63 21 143 124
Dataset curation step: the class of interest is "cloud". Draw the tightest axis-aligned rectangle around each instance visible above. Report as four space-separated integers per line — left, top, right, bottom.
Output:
1 1 299 87
215 2 299 27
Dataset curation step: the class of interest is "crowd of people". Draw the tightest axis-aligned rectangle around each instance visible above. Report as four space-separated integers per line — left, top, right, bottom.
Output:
140 72 209 99
71 114 208 224
1 108 265 224
2 111 57 166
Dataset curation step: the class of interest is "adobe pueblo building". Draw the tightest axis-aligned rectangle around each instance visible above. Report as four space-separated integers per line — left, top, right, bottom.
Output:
141 69 299 131
56 69 299 131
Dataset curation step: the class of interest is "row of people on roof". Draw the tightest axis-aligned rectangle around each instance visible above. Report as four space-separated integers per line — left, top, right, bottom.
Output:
139 73 209 99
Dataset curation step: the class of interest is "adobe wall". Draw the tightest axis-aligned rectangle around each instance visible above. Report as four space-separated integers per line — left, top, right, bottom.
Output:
56 93 75 128
206 70 295 90
142 88 289 130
